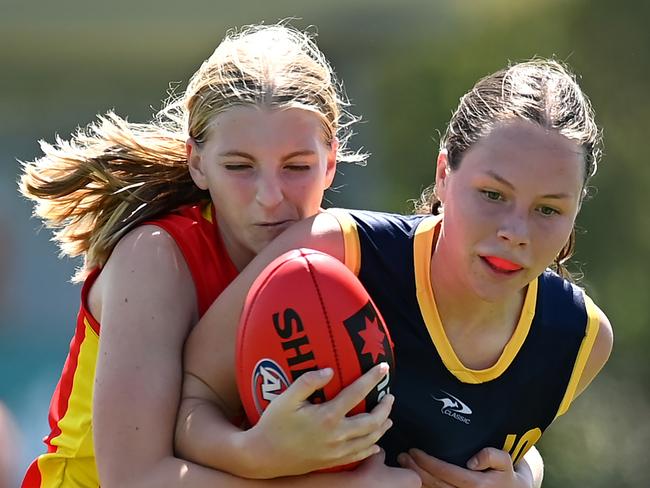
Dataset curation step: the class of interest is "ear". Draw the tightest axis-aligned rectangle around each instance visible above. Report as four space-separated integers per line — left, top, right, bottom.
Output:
324 137 339 189
186 138 209 190
435 149 451 202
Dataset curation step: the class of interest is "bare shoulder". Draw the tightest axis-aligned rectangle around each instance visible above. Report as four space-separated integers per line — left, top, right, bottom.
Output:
273 211 346 262
102 224 187 278
576 302 613 397
89 224 197 329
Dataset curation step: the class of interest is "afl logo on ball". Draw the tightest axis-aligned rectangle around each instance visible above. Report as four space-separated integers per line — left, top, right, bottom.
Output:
251 358 291 414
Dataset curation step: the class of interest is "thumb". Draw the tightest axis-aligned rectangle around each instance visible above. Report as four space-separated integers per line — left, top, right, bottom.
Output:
276 368 334 405
467 447 513 472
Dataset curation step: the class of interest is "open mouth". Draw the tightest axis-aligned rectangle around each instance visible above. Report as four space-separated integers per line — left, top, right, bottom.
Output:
481 255 524 274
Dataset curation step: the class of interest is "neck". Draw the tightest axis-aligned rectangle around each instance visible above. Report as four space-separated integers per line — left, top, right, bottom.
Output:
217 226 254 272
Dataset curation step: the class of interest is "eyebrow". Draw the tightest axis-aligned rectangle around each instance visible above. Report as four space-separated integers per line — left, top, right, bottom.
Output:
484 170 574 199
218 150 317 162
218 150 255 159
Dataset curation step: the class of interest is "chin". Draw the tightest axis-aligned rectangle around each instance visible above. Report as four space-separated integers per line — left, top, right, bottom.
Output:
469 278 519 303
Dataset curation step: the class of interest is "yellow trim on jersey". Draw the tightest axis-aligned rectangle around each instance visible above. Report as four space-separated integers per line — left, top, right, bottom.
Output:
555 294 600 418
414 216 538 384
325 208 361 276
36 453 98 488
37 318 100 486
201 201 213 223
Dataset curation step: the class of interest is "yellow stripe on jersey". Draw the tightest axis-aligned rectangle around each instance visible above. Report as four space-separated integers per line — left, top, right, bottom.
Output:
555 294 600 418
326 208 361 276
37 318 100 487
36 454 98 488
414 216 538 384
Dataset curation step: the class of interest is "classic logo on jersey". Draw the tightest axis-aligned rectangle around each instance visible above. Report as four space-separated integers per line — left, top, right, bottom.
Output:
251 359 291 415
343 301 394 408
432 390 472 425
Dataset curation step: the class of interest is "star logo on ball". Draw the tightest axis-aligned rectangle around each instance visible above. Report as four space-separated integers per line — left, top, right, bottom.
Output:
358 315 387 362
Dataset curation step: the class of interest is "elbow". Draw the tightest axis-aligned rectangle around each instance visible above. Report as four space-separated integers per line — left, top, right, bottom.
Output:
174 399 195 461
99 457 185 488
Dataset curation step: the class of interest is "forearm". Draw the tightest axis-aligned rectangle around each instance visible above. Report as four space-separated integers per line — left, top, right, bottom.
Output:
113 455 358 488
175 396 264 479
515 446 544 488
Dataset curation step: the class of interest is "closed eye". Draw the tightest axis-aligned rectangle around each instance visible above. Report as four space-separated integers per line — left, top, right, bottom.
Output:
285 164 312 171
224 163 253 171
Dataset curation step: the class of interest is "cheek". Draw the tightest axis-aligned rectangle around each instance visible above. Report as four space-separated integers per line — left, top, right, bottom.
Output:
446 193 493 240
286 175 327 205
218 176 254 200
210 181 249 214
532 218 574 262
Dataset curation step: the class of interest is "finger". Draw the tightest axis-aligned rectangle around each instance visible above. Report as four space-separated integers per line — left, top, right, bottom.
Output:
338 394 394 439
276 368 334 406
467 447 513 472
398 452 453 488
335 417 393 459
327 362 390 416
409 449 479 487
326 443 382 469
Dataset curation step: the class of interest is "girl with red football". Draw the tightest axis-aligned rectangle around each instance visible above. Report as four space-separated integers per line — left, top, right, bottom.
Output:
176 59 611 488
19 24 417 488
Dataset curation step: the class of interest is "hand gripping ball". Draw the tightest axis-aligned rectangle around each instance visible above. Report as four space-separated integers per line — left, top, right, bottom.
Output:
236 248 395 469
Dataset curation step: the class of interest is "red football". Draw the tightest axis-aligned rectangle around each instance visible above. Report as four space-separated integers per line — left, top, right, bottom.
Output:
236 248 395 453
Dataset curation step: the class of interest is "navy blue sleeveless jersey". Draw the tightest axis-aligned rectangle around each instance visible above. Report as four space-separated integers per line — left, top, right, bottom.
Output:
327 209 600 467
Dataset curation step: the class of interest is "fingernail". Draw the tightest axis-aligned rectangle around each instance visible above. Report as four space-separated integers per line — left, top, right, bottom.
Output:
319 367 333 377
467 457 478 469
378 362 389 373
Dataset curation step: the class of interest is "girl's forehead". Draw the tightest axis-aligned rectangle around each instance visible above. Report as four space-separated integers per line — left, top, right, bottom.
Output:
205 107 325 142
460 120 585 188
480 120 581 154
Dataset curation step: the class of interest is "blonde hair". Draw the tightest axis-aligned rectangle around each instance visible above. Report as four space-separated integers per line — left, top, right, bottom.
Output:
20 24 363 281
414 59 602 278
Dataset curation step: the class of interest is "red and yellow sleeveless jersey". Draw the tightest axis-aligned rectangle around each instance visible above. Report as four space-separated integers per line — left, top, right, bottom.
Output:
22 202 238 488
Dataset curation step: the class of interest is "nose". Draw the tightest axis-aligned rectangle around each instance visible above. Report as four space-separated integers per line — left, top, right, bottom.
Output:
497 213 530 247
255 171 284 209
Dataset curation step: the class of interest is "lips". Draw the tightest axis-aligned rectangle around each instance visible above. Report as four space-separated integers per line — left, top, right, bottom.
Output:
256 220 293 227
482 255 523 272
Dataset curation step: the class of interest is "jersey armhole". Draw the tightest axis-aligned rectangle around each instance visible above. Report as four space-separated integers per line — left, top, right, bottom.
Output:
325 208 361 276
554 294 600 419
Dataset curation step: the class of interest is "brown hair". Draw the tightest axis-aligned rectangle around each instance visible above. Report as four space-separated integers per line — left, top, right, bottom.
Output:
414 59 601 278
20 24 363 281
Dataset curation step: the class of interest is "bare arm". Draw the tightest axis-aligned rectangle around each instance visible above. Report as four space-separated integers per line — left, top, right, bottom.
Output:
175 212 405 476
93 224 416 488
92 225 226 488
182 213 346 416
574 304 613 399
